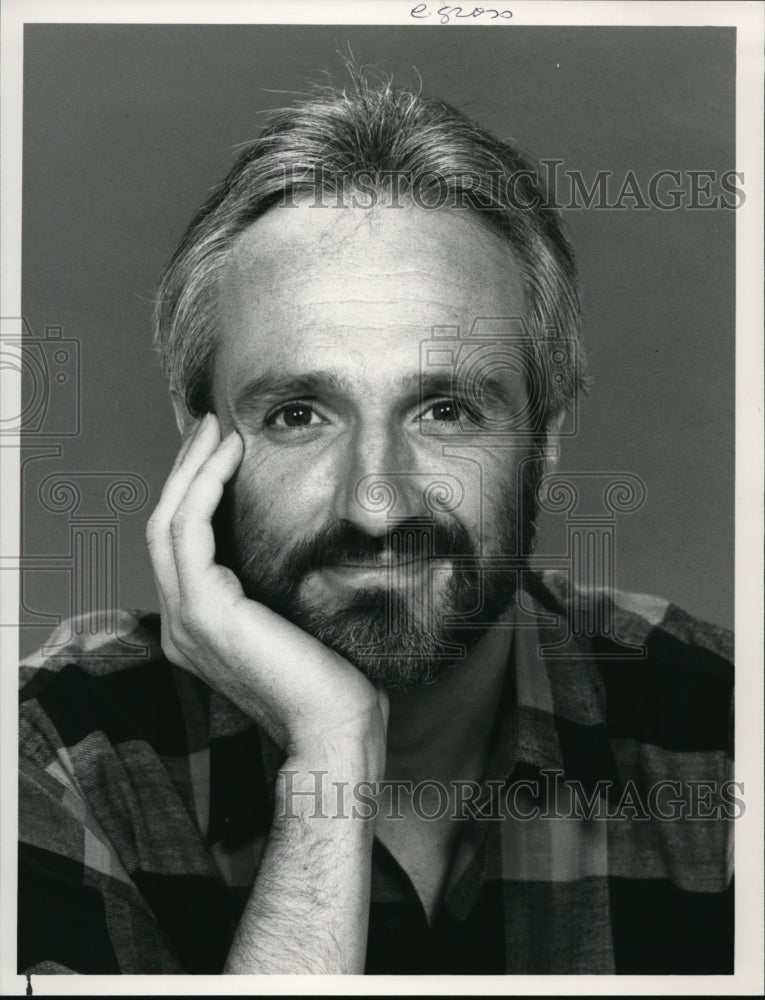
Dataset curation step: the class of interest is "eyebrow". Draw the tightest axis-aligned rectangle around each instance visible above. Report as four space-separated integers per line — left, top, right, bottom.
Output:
232 369 350 414
231 366 519 415
417 371 517 408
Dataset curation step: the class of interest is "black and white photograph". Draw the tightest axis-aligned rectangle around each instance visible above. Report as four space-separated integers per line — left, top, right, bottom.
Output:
1 0 762 993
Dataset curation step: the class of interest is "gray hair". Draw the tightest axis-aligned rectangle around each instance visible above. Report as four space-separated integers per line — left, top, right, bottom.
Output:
153 71 587 426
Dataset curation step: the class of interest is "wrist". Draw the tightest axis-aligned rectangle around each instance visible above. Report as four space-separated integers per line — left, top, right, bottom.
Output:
283 730 386 783
276 736 386 826
285 707 387 780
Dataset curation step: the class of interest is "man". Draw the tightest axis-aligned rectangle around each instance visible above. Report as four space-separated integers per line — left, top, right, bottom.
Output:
18 73 734 975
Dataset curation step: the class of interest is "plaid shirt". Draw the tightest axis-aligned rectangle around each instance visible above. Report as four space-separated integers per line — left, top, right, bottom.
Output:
18 571 734 975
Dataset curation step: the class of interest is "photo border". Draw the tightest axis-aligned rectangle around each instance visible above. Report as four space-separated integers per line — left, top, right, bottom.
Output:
1 1 762 995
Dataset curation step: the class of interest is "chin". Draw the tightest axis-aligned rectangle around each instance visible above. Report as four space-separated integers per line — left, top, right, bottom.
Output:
289 586 507 690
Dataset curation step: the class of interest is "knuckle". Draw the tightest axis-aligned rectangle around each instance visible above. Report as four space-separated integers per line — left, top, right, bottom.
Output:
177 598 203 637
169 512 190 544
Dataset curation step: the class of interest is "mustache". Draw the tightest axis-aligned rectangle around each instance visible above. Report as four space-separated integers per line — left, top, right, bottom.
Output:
237 516 476 590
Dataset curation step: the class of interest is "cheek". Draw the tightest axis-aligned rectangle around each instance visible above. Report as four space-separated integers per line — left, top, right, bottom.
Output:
440 449 522 542
233 445 335 538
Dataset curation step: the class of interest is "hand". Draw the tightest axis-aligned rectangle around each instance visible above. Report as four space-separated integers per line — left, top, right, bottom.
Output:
146 413 388 766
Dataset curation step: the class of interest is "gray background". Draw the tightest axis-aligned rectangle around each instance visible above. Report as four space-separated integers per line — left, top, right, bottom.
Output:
19 24 735 656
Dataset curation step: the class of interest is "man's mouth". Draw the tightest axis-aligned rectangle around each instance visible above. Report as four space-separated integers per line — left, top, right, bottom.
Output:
332 559 423 569
316 559 430 589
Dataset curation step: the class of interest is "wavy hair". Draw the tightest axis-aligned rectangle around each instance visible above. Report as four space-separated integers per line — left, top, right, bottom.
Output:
153 68 587 425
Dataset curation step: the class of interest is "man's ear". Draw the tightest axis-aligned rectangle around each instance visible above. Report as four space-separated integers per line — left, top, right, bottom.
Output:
543 409 568 475
170 390 201 439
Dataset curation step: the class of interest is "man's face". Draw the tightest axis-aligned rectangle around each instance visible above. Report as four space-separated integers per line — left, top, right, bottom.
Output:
211 201 543 687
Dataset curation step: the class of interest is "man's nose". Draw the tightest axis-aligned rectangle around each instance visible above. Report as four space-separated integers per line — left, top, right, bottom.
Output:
332 425 427 537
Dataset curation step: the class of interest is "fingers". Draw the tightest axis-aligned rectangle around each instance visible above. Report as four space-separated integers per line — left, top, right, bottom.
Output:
147 414 241 620
147 415 214 609
171 430 243 594
155 413 222 521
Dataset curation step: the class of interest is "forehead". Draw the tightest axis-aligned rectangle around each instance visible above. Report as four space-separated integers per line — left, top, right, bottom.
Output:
214 202 526 398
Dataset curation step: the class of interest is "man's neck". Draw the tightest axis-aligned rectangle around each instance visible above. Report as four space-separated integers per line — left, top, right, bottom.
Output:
383 619 514 789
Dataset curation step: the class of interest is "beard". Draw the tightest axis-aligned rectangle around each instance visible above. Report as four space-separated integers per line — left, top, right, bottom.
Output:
213 443 545 689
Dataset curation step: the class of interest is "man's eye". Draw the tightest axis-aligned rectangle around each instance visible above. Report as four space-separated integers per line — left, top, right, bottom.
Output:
421 399 461 423
266 403 324 429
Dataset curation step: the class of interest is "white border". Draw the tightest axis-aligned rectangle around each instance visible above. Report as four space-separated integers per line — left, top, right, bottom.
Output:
1 1 762 996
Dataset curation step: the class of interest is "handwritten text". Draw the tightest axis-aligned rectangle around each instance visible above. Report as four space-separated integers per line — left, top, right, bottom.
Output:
411 3 513 24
